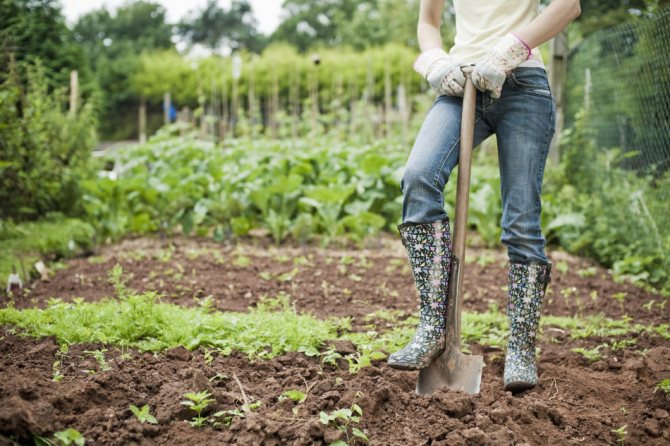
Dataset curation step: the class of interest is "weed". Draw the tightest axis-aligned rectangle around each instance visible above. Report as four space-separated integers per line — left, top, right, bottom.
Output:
181 391 214 427
129 404 158 424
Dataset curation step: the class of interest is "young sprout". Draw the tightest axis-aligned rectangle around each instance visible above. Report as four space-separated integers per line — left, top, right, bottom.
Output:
129 404 158 424
612 292 627 313
611 425 627 446
181 391 215 427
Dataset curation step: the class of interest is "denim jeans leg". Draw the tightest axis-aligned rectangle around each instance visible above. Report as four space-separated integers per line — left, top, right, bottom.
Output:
492 68 556 263
401 94 492 224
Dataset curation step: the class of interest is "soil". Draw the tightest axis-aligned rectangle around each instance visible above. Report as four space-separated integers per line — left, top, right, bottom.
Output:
1 233 669 445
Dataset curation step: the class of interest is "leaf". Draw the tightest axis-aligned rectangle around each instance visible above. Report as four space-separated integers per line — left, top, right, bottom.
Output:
352 427 369 441
351 403 363 416
281 390 307 403
319 411 333 424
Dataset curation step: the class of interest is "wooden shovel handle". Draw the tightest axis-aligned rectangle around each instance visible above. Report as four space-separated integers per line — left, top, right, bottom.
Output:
449 68 477 344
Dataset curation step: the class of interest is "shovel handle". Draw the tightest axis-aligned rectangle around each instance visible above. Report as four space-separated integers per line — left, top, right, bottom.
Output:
448 67 477 346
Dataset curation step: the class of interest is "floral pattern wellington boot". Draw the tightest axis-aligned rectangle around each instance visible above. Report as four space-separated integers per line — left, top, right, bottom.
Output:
504 262 552 392
387 218 452 370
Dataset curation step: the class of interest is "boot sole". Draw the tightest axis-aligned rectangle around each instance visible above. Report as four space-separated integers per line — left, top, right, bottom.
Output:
387 362 423 371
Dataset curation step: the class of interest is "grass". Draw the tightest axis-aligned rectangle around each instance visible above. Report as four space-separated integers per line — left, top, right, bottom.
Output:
1 266 668 370
0 271 338 357
0 218 95 284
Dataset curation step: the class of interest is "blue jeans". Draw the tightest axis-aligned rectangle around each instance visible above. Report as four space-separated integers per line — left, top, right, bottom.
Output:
400 68 556 264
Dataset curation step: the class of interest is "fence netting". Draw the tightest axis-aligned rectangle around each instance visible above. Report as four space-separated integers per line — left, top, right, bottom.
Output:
566 6 670 171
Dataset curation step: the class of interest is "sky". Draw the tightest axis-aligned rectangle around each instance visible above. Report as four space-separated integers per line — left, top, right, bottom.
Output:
59 0 283 34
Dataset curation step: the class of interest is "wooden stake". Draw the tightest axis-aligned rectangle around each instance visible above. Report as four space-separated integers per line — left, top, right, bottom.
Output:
139 97 147 143
69 70 78 116
163 92 171 125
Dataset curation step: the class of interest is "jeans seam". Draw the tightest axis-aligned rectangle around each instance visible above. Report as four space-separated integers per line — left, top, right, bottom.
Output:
534 96 555 244
431 116 482 199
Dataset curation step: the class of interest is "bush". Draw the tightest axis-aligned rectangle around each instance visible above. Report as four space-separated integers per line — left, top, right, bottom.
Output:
0 59 97 221
543 110 670 293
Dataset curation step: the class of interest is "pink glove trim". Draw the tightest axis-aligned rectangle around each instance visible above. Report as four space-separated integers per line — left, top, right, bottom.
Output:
510 32 532 60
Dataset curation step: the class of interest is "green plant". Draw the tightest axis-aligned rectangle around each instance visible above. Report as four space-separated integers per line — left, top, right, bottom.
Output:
319 392 369 445
571 346 604 362
611 425 627 446
181 391 214 427
52 428 86 446
279 390 307 403
83 349 111 372
129 404 158 424
655 379 670 394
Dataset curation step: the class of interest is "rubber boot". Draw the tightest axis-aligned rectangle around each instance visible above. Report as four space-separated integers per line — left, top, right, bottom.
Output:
387 218 452 370
504 262 552 392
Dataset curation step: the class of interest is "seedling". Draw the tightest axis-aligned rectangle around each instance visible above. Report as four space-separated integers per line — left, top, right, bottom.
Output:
52 428 85 445
611 425 627 445
208 373 229 383
108 264 130 299
84 349 112 372
319 392 369 445
571 346 603 362
203 348 215 365
181 391 214 427
129 404 158 424
279 390 307 403
556 261 569 274
577 267 597 278
233 255 251 267
52 360 63 382
655 379 670 394
612 292 627 313
321 349 343 367
211 408 245 428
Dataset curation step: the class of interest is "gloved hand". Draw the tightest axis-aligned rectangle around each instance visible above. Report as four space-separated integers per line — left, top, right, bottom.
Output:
472 33 532 98
413 48 466 97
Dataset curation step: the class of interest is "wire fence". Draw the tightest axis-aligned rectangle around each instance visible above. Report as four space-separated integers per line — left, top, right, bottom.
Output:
565 6 670 171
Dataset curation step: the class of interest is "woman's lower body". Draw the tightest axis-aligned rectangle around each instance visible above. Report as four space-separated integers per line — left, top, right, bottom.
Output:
388 68 556 392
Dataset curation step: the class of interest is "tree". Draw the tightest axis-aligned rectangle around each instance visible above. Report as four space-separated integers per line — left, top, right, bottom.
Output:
178 0 265 53
72 1 175 139
270 0 453 51
0 0 90 90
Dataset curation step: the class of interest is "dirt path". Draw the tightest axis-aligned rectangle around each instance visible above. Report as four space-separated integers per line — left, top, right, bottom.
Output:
1 234 669 445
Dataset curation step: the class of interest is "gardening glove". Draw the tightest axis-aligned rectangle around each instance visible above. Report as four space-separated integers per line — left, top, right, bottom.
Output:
413 48 466 97
471 32 532 99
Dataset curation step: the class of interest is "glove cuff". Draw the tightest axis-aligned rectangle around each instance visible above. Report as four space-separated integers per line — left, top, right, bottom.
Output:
413 48 451 88
491 33 533 69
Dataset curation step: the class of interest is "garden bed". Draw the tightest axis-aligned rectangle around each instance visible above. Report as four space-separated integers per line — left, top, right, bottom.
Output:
1 234 669 445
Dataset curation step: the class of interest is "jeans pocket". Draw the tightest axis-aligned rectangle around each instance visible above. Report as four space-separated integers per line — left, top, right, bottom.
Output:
509 71 552 99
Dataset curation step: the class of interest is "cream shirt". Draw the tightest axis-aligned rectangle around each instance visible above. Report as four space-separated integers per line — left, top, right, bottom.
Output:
448 0 544 68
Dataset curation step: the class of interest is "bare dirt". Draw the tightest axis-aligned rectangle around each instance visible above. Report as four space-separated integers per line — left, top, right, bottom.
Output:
1 234 669 445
